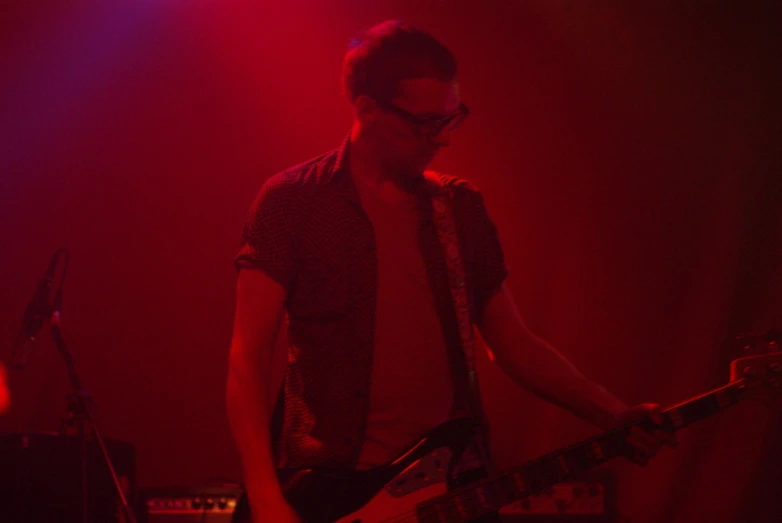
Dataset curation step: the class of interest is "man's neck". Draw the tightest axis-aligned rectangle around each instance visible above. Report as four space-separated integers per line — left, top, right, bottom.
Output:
349 126 418 206
349 126 389 186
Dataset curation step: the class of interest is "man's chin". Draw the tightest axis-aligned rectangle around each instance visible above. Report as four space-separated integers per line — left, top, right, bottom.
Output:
412 157 435 174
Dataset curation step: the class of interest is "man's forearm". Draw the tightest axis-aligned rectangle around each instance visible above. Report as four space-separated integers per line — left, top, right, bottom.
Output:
492 335 627 430
226 351 285 504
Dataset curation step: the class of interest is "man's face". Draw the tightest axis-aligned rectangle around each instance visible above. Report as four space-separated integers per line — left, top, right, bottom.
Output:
365 78 466 178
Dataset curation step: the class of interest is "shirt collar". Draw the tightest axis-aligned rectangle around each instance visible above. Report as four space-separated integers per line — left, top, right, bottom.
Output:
332 133 352 181
328 132 448 201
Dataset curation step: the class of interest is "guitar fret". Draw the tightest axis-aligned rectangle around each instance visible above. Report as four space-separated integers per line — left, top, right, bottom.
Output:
512 472 526 493
415 504 438 523
715 388 731 409
446 487 491 522
450 501 466 521
466 380 750 523
460 490 483 520
475 485 491 509
453 495 467 519
669 407 685 428
548 458 567 481
492 474 516 504
591 440 605 461
557 444 600 479
566 444 597 471
557 454 570 474
523 460 563 492
663 382 743 431
436 500 457 522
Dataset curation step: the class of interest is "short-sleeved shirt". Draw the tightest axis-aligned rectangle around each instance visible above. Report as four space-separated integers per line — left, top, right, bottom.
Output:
234 135 508 468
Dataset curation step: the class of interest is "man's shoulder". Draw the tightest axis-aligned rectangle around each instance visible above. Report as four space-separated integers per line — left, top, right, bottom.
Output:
267 149 339 186
259 147 341 198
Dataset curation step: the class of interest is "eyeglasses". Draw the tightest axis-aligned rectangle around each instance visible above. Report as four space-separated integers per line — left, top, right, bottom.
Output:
376 99 470 137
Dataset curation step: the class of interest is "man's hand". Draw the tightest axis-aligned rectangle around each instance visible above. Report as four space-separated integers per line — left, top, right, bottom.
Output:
248 493 301 523
618 403 677 466
252 504 301 523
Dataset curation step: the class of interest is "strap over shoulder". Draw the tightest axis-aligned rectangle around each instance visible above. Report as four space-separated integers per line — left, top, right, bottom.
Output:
426 172 495 474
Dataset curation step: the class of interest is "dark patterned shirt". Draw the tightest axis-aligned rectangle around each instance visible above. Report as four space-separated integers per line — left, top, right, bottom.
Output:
235 135 508 468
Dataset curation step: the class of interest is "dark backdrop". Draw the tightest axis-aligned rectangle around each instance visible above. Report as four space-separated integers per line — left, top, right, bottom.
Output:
1 2 780 521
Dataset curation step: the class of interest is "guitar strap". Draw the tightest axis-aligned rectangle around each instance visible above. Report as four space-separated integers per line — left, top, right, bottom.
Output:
427 172 495 478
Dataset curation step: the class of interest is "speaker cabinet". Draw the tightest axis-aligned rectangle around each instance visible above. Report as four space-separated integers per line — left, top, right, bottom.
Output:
0 432 135 523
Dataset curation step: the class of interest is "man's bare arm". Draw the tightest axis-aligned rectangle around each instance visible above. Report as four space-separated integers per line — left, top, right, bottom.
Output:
478 283 675 464
226 269 298 520
478 283 627 429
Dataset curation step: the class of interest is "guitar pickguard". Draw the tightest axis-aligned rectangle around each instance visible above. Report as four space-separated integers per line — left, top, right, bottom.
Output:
335 447 453 523
267 418 478 523
385 447 452 497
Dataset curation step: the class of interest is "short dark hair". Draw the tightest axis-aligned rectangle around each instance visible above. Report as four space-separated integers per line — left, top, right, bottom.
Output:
341 20 458 103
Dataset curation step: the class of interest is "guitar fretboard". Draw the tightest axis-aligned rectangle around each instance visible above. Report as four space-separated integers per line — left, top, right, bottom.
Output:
416 380 746 522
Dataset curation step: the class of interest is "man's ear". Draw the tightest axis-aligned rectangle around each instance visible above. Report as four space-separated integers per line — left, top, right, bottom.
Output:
354 95 378 123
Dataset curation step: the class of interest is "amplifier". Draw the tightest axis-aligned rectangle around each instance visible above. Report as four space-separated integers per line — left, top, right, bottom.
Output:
0 432 135 523
138 487 241 523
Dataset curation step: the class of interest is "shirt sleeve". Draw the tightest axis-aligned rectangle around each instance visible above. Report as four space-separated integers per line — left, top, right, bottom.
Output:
466 187 509 323
234 174 300 290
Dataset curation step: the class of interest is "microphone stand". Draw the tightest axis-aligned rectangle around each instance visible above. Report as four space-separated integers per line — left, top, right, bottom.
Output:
50 290 138 523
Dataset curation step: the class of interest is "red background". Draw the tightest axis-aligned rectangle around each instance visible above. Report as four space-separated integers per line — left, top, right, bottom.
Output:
1 1 780 521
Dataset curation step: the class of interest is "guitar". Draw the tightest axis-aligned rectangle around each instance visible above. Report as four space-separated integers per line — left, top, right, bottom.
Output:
232 339 782 523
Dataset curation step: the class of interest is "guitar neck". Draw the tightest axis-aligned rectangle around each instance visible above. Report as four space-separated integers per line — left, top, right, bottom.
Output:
506 379 746 491
419 379 746 521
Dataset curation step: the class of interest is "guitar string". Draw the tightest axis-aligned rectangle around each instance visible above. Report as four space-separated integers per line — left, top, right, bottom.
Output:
375 440 605 523
374 465 513 522
375 390 726 522
375 424 647 522
376 481 493 523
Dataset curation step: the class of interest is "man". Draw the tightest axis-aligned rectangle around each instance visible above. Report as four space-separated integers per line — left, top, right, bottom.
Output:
227 20 673 522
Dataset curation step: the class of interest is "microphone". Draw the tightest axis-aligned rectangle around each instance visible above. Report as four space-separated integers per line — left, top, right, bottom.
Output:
10 250 63 370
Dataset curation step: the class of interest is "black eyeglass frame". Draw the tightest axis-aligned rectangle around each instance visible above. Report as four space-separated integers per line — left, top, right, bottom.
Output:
375 99 470 137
